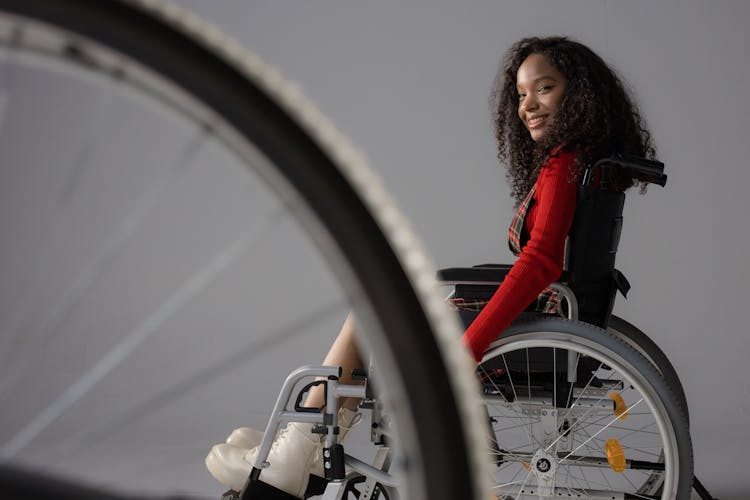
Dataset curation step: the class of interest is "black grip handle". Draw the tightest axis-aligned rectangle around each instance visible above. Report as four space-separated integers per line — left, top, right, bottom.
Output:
294 380 327 413
586 154 667 188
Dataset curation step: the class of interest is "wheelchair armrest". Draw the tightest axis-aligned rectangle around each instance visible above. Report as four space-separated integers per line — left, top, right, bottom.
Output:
437 264 572 285
437 265 513 284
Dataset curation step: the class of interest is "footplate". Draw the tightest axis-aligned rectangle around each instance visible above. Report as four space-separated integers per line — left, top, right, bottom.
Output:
222 479 299 500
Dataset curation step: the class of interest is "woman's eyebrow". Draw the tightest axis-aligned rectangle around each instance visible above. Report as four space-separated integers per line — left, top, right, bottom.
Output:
517 75 558 90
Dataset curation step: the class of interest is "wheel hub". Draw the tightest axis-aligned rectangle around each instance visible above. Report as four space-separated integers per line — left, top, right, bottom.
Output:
535 457 551 473
530 449 557 496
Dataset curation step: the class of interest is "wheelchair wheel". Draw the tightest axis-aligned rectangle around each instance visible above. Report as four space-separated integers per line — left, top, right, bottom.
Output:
608 315 689 425
0 2 487 499
479 316 692 499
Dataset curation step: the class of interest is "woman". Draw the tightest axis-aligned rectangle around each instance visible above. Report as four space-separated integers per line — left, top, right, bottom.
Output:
205 36 656 498
463 36 655 360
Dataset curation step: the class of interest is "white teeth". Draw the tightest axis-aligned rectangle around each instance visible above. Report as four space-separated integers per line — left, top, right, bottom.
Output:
529 116 546 125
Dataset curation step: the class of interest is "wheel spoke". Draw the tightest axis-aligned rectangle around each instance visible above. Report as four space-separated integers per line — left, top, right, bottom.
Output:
0 209 286 459
557 359 605 425
472 322 687 498
0 129 209 399
559 399 644 467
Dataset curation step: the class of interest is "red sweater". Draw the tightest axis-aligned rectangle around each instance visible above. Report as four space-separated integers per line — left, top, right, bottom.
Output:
462 149 578 361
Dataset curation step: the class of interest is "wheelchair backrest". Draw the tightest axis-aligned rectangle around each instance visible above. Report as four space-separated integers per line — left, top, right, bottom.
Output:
564 154 666 327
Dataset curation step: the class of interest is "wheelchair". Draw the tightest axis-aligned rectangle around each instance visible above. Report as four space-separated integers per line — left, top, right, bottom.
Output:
228 155 712 500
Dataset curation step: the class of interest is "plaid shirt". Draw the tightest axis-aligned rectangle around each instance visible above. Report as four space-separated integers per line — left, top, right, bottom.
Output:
507 185 536 256
451 184 561 315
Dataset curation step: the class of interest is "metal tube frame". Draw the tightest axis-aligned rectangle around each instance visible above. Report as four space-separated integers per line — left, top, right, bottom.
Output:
248 282 587 493
249 365 379 482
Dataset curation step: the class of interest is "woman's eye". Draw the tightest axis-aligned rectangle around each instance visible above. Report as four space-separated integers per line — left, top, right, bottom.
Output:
518 93 526 101
538 85 552 93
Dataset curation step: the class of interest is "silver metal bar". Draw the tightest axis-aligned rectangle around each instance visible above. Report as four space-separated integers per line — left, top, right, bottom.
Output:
488 449 640 469
277 412 330 425
545 282 578 321
344 453 398 487
567 350 578 384
326 378 339 449
334 384 367 399
359 448 392 500
563 275 580 382
253 365 340 470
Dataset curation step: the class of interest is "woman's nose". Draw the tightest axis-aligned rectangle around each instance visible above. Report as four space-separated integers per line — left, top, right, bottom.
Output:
521 94 538 111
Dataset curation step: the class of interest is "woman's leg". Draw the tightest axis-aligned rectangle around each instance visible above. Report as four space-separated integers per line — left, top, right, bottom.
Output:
304 312 365 411
206 313 366 495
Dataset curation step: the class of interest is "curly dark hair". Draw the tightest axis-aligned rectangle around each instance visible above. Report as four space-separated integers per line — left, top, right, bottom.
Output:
490 36 657 205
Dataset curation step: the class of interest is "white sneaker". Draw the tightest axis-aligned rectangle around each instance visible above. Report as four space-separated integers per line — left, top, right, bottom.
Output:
225 427 264 449
206 421 322 497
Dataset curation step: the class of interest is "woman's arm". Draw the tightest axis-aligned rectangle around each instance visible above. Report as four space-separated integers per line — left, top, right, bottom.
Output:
462 151 578 361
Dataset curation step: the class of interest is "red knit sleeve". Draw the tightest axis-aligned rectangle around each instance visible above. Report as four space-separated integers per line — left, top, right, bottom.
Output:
462 151 578 361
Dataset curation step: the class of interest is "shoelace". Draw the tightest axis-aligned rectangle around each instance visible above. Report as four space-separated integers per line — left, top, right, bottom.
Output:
269 424 291 453
348 412 363 428
258 412 363 464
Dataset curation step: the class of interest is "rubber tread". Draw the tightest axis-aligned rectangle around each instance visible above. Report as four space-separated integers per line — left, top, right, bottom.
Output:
608 315 689 426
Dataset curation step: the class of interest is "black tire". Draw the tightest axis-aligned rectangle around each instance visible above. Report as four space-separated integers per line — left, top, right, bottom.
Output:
0 1 485 499
480 316 693 499
608 315 689 425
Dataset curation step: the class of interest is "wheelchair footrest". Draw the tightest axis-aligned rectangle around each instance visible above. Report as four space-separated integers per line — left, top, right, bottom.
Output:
305 475 328 498
223 474 330 500
227 479 303 500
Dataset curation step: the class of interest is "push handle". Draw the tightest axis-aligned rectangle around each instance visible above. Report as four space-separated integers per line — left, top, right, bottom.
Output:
583 154 667 188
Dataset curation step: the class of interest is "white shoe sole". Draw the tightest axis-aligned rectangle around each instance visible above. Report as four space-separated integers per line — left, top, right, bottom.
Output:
205 442 252 492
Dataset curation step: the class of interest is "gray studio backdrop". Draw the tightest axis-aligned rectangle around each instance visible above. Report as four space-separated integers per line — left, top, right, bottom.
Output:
1 0 748 498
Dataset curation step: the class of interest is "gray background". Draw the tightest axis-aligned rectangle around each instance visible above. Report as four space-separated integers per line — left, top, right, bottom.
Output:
1 0 748 498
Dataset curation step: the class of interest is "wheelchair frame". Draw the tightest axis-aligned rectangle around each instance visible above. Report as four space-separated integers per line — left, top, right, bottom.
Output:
234 156 715 500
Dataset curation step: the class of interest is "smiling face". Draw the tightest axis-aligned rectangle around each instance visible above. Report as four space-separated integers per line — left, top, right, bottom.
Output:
516 53 568 142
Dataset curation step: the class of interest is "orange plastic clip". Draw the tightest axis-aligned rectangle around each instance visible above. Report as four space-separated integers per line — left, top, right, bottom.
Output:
610 392 629 420
605 438 626 473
